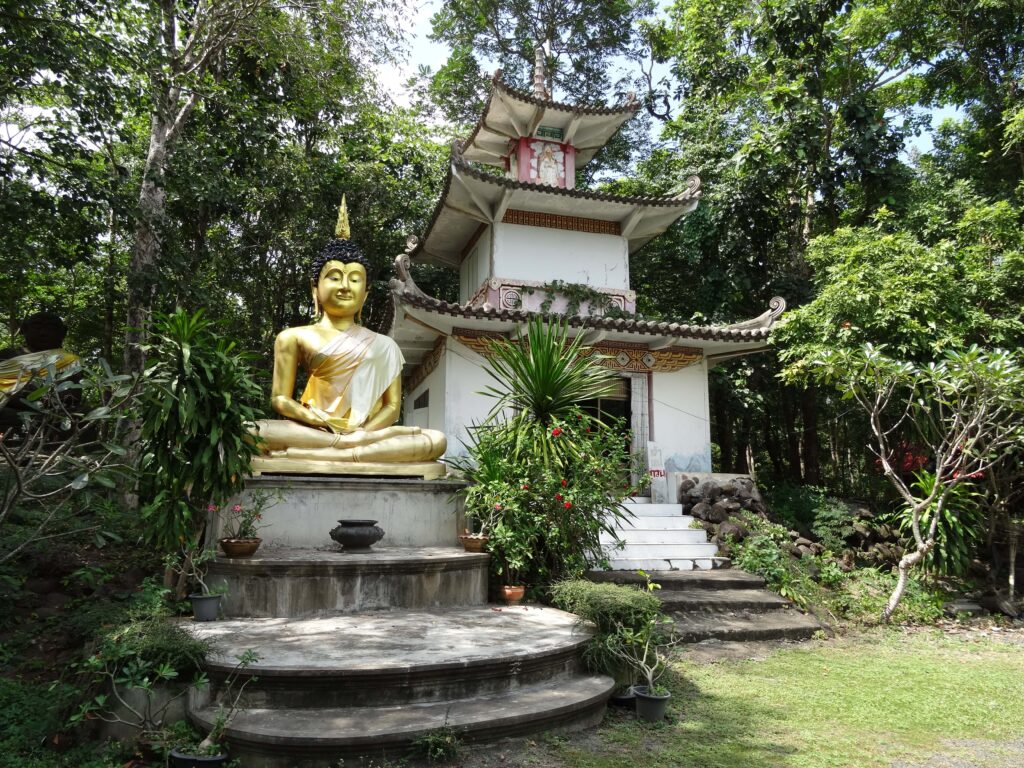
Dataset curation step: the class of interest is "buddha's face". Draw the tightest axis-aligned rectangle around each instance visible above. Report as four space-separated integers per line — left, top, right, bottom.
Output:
315 260 367 318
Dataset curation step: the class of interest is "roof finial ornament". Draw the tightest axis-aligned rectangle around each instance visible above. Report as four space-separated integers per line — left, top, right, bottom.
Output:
532 41 551 100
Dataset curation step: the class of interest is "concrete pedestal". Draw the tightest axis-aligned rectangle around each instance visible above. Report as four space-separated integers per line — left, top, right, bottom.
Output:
214 475 466 549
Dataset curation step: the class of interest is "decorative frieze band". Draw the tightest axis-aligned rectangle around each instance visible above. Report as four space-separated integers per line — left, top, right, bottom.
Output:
451 330 702 372
502 209 621 235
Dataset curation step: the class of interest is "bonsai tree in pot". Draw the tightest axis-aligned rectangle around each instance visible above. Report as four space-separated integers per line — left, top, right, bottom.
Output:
165 542 222 621
137 309 264 601
169 649 260 767
605 613 680 722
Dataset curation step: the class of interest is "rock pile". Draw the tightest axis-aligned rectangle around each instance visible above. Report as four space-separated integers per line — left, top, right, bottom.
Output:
678 475 904 567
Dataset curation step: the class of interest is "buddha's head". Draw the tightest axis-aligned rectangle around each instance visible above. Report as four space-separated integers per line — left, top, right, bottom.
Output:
311 240 373 322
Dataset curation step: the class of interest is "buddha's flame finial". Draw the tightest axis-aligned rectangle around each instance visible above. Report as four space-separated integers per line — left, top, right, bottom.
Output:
335 194 351 240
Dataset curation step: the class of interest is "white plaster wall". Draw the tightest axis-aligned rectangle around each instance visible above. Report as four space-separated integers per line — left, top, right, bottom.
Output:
405 357 446 435
459 229 492 302
443 338 495 459
492 223 629 289
650 360 712 473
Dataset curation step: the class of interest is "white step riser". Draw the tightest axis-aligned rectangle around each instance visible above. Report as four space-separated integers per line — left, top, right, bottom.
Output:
608 543 719 559
606 558 717 571
601 529 708 545
610 516 697 531
621 503 684 517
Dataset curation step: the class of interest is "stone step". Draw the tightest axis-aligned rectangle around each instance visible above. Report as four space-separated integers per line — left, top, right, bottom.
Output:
600 528 708 546
657 588 789 613
605 557 720 571
191 675 614 767
186 606 589 707
207 546 488 618
606 542 719 560
589 568 762 590
668 609 822 643
620 503 685 517
609 516 698 531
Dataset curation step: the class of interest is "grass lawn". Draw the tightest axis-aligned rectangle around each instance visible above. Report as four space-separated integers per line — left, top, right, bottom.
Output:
466 628 1024 768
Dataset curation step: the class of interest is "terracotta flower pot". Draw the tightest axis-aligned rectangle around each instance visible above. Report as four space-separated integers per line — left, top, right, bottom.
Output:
458 533 489 553
218 537 262 558
501 585 526 605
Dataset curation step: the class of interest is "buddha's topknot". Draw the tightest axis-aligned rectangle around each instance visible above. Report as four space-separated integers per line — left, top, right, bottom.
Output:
312 239 373 284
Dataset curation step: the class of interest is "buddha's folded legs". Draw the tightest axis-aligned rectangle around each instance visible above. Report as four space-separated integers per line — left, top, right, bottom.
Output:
251 419 425 452
279 429 447 463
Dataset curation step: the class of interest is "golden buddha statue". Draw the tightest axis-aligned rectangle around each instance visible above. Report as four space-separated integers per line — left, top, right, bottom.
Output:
251 200 446 477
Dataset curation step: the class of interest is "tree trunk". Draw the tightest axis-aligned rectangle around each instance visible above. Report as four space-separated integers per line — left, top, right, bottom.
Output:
801 384 821 485
714 396 733 474
103 208 117 362
764 410 784 479
882 545 927 622
124 113 171 374
781 390 802 482
1010 524 1019 602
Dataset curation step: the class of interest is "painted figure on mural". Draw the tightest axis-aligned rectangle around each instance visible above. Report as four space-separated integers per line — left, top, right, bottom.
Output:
537 143 561 187
252 199 446 466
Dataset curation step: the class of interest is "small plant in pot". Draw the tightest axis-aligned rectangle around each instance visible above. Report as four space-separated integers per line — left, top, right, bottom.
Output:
488 513 536 605
214 490 277 557
170 649 259 767
605 614 679 722
166 543 223 621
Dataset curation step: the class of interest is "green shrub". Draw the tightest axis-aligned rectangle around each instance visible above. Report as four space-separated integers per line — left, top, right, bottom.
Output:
551 578 664 686
892 471 984 577
828 567 946 624
550 579 661 633
765 483 856 551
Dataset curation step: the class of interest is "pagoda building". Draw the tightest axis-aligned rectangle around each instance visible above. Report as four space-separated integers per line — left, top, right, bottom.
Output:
388 62 784 474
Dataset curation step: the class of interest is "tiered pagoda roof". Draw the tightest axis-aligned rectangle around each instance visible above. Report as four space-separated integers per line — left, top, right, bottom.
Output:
411 141 702 268
462 71 640 168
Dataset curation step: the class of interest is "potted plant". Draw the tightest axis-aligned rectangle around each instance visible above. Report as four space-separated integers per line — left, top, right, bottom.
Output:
488 515 536 605
170 650 259 767
166 543 222 621
214 490 277 557
607 614 680 722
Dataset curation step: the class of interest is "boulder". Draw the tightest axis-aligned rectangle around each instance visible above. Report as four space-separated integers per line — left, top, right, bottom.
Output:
702 483 723 502
706 501 732 523
797 545 813 559
795 537 813 548
690 502 713 521
720 482 738 497
717 520 749 542
679 477 696 493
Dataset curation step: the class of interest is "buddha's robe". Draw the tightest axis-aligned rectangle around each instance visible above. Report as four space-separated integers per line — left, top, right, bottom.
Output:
0 349 81 395
300 325 404 432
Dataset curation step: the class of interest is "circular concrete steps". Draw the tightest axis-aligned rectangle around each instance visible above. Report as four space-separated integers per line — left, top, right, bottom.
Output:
186 606 613 765
207 546 488 617
188 606 592 707
192 675 612 768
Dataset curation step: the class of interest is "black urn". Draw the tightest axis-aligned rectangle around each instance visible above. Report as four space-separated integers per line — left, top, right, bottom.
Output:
330 519 385 552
